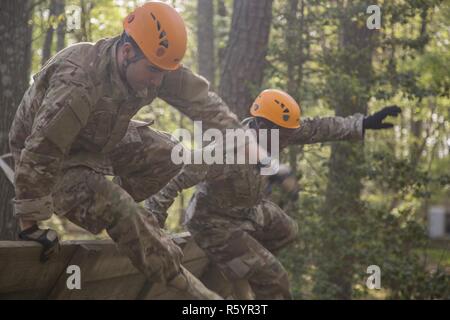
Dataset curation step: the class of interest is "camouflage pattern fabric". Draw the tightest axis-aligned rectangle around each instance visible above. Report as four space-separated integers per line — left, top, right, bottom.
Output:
9 35 240 220
9 35 242 298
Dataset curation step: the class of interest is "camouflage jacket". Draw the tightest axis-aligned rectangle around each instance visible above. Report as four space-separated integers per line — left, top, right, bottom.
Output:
9 36 241 211
146 114 364 224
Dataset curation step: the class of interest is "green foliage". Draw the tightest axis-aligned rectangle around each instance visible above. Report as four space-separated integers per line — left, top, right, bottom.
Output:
272 0 449 299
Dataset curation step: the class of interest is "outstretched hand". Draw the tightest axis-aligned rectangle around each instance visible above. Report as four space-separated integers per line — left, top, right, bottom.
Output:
363 106 402 130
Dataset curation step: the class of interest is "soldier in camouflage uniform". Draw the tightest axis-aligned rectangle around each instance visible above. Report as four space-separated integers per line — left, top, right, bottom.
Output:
265 164 300 212
146 89 401 299
8 2 249 299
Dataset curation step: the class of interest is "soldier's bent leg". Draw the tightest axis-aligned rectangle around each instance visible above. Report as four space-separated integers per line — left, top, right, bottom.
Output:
110 125 182 202
53 167 221 299
189 222 292 300
250 200 299 253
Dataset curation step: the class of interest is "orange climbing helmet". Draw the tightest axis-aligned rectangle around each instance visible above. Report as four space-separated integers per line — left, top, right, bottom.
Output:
123 1 188 71
250 89 301 129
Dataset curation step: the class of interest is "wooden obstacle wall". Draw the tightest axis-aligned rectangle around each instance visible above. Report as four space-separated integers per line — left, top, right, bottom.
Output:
0 232 235 300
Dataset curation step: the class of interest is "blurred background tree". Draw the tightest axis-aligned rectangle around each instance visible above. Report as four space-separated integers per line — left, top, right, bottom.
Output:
0 0 33 240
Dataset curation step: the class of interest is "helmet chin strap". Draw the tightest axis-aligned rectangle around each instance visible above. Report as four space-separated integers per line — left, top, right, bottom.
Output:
120 48 145 90
123 55 142 71
241 117 275 131
241 117 269 153
241 117 257 128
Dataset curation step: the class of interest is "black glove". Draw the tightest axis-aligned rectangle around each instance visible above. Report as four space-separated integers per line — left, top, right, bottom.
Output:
19 225 60 263
363 106 402 131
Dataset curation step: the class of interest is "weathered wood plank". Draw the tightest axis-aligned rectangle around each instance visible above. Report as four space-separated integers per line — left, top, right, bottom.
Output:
0 232 229 300
201 264 235 299
51 273 148 300
47 242 143 299
0 241 78 298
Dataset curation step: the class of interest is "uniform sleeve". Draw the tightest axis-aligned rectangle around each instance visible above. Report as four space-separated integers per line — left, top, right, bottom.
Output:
287 114 365 145
145 138 228 225
14 62 98 220
144 160 211 227
158 66 241 131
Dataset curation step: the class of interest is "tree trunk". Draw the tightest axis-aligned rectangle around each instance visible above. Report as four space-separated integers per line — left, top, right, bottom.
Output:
409 8 429 167
285 0 304 211
216 0 229 75
217 0 227 17
315 0 377 299
55 0 66 52
42 0 57 66
77 0 93 42
0 0 33 240
42 0 65 66
197 0 215 89
219 0 273 119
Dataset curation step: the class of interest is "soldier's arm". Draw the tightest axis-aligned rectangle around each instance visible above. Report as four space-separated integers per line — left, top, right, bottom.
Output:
157 66 241 131
287 114 365 145
13 62 97 223
145 156 213 228
157 67 270 166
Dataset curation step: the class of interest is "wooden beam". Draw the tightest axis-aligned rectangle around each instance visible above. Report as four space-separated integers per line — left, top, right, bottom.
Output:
0 232 221 300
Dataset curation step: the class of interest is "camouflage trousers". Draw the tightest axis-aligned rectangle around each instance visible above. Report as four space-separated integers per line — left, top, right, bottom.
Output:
186 196 299 299
52 126 183 284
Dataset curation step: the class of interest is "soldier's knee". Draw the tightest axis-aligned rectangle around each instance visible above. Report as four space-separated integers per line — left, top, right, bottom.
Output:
220 233 282 281
139 126 180 159
267 216 298 253
261 201 298 249
144 130 183 183
61 169 145 234
158 134 184 181
249 259 292 300
226 251 287 284
88 174 142 223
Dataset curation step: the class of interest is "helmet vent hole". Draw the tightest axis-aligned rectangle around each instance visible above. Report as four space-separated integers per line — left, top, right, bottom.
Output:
149 13 170 50
160 39 169 49
283 115 290 121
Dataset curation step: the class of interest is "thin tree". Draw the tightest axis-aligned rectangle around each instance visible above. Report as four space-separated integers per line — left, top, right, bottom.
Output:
197 0 216 89
0 0 33 240
42 0 66 66
315 0 377 299
219 0 274 119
